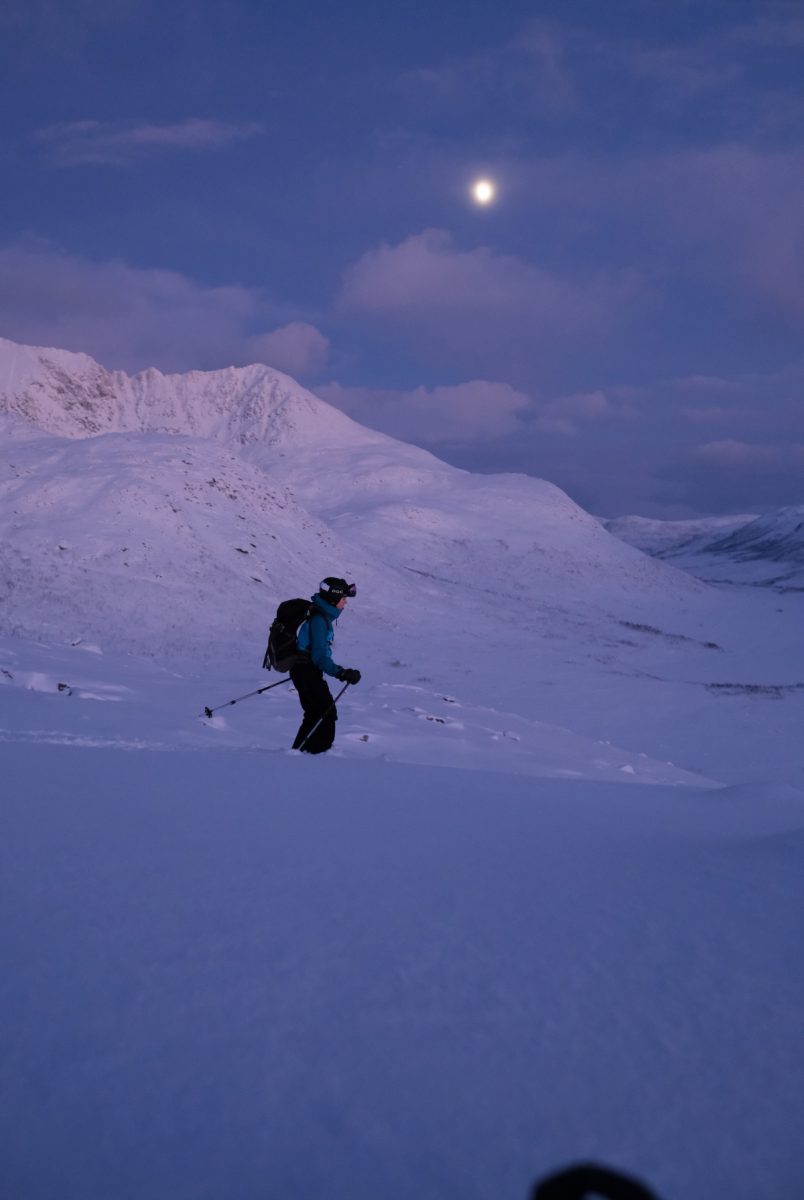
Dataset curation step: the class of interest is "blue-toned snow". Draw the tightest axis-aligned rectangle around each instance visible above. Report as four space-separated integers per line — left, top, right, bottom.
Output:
1 338 804 1198
3 740 804 1200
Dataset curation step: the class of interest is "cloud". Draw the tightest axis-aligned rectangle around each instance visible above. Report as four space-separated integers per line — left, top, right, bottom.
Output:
0 239 325 376
625 42 742 103
532 389 631 436
729 10 804 49
317 380 533 444
656 148 804 321
247 322 329 379
400 8 804 134
341 229 537 314
594 363 804 512
338 229 642 384
401 19 577 117
689 440 780 468
317 379 634 446
439 357 804 516
614 360 804 438
510 145 804 330
36 118 264 167
510 22 578 111
663 434 804 512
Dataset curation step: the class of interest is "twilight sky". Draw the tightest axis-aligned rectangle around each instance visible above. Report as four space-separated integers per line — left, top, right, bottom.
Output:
1 0 803 516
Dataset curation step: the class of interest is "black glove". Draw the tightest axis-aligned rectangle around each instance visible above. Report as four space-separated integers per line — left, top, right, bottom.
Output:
339 668 361 685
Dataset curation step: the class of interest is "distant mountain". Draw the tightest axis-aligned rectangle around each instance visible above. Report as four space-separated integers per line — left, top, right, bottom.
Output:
606 508 804 591
1 336 705 663
603 513 758 558
705 508 804 565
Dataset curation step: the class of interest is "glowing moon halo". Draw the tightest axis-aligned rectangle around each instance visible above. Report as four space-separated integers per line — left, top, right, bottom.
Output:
471 178 496 205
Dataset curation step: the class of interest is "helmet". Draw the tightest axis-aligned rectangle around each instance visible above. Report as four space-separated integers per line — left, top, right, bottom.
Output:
319 577 357 603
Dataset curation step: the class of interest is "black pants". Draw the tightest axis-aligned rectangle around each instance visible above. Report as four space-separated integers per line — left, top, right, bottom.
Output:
290 662 337 754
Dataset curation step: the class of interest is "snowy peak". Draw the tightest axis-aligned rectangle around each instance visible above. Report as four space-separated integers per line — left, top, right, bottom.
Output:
0 337 130 434
0 335 385 453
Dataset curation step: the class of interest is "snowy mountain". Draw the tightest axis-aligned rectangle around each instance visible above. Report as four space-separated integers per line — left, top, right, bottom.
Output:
606 507 804 590
0 334 382 450
603 512 758 558
4 334 803 780
1 336 704 669
706 506 804 565
3 332 804 778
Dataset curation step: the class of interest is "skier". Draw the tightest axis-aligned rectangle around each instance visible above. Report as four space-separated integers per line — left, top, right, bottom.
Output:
290 577 361 753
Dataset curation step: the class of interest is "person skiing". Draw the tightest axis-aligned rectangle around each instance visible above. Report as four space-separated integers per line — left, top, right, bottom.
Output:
290 577 361 753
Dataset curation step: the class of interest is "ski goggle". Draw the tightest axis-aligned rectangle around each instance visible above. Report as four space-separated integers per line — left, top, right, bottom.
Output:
320 580 357 599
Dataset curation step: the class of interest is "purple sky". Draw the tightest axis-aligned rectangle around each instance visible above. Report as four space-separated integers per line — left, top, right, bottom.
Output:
1 0 802 515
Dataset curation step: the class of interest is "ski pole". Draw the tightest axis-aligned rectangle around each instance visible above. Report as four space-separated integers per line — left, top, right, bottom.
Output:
201 678 288 719
296 682 350 751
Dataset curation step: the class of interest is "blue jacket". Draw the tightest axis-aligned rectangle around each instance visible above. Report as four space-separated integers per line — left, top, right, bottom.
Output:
296 595 344 678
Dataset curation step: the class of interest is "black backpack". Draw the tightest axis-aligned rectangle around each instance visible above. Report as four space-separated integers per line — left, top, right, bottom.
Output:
263 598 314 672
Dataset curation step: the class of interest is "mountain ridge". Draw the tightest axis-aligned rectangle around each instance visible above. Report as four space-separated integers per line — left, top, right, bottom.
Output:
0 335 388 451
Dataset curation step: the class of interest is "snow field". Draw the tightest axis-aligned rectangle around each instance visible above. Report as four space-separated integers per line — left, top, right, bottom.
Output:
2 337 804 1198
2 745 804 1200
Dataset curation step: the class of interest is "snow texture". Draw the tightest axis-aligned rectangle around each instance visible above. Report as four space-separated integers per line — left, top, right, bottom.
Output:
1 336 803 1199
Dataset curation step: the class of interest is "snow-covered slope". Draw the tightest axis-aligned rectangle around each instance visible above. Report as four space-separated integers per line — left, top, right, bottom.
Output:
0 427 344 660
3 335 804 785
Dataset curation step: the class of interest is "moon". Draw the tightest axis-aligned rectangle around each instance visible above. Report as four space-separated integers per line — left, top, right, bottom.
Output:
471 178 496 205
